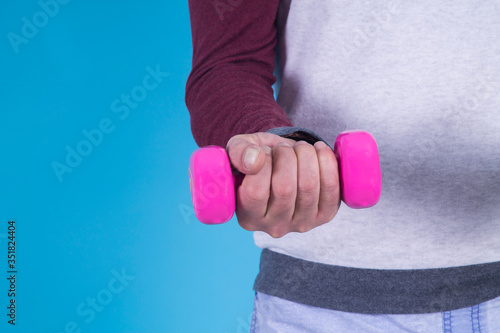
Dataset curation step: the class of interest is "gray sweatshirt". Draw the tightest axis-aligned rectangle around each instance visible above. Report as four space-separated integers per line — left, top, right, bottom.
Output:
252 0 500 313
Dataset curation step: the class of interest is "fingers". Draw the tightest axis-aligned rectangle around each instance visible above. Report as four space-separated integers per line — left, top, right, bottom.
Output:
226 133 296 175
290 141 320 232
314 141 341 223
226 135 265 175
265 143 298 235
236 146 273 230
232 134 340 238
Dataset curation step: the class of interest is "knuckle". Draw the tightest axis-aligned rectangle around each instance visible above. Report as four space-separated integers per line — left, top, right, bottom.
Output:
317 145 336 160
268 229 288 239
324 187 341 204
272 183 296 200
317 144 334 156
295 142 316 157
237 220 258 232
317 208 339 224
273 143 293 151
293 140 313 150
323 189 340 203
322 181 340 193
263 222 290 238
298 177 319 195
243 184 269 203
295 223 313 234
297 196 316 211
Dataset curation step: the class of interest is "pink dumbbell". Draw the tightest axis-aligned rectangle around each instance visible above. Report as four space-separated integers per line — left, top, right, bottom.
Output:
189 130 381 224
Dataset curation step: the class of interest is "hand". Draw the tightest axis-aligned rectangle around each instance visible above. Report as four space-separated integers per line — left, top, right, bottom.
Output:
226 132 341 238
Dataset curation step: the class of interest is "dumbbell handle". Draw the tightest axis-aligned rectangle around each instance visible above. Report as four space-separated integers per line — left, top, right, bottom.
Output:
189 130 381 224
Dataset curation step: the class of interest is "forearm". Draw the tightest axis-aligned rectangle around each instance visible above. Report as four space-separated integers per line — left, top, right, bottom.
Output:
185 0 292 148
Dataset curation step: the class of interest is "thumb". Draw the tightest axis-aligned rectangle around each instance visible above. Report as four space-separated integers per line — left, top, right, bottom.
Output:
226 135 267 175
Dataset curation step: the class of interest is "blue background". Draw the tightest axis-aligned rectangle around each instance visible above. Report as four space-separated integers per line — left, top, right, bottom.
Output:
1 1 260 332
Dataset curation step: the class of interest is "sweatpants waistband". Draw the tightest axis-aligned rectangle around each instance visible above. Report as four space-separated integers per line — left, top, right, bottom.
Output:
253 249 500 314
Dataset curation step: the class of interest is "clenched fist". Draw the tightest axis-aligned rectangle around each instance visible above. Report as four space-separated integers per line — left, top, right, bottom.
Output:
226 132 341 238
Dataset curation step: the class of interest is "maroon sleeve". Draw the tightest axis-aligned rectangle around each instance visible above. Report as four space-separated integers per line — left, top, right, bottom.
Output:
185 0 293 148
